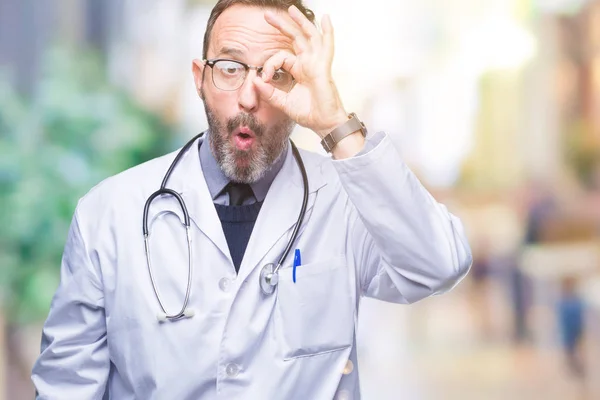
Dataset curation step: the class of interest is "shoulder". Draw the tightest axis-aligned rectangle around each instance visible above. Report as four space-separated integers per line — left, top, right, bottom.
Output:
75 148 180 221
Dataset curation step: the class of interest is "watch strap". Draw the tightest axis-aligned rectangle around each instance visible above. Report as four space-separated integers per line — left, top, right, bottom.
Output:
321 113 367 153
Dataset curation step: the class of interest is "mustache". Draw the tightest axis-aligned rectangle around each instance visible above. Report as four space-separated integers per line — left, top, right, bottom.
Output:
227 113 265 137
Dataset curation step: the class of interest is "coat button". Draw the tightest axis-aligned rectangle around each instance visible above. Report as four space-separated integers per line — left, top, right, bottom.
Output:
342 360 354 375
219 277 231 292
225 363 240 378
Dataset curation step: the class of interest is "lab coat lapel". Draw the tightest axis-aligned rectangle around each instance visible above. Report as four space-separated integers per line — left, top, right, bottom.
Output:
237 144 326 282
170 135 232 264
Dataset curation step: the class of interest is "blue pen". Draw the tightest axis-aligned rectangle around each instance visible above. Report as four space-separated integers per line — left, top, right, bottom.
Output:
292 249 301 283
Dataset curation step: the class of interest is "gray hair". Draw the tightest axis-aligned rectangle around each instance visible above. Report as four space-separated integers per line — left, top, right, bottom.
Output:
202 0 316 59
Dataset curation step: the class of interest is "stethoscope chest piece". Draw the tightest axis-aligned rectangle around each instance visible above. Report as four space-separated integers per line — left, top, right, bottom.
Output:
259 263 279 295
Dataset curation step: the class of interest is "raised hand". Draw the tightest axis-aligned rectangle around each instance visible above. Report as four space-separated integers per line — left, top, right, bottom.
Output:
253 5 348 138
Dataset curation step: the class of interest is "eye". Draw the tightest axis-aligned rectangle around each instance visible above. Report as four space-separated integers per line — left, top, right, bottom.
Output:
215 61 244 77
271 69 293 85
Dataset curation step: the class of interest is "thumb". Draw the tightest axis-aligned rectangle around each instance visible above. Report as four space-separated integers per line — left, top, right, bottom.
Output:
253 76 287 112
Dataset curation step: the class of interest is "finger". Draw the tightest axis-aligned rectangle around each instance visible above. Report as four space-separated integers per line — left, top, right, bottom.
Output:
253 76 288 111
321 14 334 63
264 10 309 51
288 5 319 40
261 50 297 83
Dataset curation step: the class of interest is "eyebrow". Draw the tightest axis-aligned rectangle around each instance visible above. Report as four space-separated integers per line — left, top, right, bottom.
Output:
217 47 245 58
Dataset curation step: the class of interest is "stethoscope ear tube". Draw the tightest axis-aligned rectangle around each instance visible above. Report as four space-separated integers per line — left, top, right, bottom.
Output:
143 132 204 323
143 188 191 236
145 225 194 322
143 130 205 237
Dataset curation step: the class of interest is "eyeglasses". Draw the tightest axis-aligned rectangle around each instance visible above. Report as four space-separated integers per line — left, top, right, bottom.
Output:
203 58 295 92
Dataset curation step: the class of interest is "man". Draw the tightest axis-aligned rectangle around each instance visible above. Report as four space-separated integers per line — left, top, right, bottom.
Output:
32 0 472 398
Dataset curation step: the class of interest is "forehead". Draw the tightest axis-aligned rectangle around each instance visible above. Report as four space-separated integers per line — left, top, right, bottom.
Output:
209 4 294 63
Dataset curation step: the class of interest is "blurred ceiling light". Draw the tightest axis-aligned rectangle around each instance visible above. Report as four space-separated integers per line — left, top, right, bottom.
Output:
464 16 538 72
326 1 431 97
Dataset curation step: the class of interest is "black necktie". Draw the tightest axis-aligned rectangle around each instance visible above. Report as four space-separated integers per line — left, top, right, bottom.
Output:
226 182 254 206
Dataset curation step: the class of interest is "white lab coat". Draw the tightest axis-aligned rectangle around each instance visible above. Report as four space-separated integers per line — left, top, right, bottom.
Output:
32 132 472 400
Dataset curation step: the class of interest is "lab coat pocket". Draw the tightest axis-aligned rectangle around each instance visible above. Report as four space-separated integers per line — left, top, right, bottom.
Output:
276 255 354 360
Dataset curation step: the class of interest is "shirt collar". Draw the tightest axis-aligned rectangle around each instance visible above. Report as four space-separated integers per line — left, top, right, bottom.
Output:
199 131 288 202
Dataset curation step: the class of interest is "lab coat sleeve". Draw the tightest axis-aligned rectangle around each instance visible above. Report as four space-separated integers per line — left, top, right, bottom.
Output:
31 208 109 399
333 132 472 304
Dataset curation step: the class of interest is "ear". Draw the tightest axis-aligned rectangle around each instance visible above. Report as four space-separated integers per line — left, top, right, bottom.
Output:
192 59 205 99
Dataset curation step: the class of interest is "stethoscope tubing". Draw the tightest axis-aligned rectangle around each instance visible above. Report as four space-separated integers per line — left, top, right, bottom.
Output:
142 131 309 321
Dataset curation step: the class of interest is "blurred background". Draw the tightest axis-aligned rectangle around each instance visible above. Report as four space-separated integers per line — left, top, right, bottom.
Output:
1 0 600 398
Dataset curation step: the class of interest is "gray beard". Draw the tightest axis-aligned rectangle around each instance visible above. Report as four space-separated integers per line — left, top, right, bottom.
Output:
203 102 294 184
210 133 272 183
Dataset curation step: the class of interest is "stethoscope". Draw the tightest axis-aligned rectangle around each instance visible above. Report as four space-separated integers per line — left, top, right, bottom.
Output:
143 131 309 322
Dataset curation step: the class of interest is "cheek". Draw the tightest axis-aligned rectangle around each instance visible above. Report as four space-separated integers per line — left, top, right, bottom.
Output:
206 90 237 120
257 106 291 128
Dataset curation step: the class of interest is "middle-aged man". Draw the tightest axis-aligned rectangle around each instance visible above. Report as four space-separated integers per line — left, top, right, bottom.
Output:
32 0 473 398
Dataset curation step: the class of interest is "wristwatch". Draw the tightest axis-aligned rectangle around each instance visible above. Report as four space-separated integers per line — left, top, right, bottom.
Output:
320 112 367 153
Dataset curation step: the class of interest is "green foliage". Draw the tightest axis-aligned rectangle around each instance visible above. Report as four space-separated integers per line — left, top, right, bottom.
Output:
0 47 175 323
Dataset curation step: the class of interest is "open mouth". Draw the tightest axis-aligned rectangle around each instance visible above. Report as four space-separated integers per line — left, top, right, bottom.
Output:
232 126 256 150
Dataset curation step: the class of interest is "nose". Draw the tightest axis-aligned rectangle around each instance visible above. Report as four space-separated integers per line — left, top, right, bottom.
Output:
237 70 259 113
